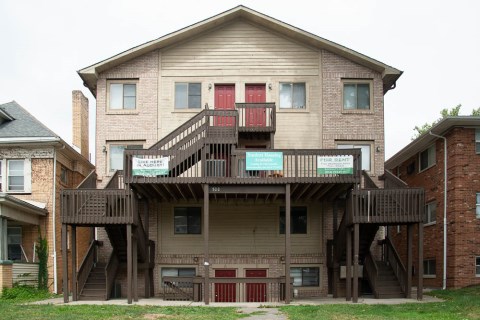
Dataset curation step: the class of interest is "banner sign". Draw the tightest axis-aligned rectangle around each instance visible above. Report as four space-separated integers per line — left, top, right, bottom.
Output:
246 152 283 171
317 155 354 174
132 157 169 176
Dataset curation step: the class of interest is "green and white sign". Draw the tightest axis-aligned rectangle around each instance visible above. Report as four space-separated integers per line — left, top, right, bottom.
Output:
132 157 169 176
317 155 354 174
246 152 283 171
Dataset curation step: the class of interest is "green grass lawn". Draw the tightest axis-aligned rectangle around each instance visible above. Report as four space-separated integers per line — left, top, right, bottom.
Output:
1 285 479 319
280 286 480 320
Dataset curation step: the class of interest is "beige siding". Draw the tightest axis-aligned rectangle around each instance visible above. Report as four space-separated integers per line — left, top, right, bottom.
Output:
12 263 39 287
157 202 323 255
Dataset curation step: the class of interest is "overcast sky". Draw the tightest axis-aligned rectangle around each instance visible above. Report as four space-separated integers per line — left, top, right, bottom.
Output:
1 0 479 163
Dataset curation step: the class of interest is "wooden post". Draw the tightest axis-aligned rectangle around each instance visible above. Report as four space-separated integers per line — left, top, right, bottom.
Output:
346 226 352 301
62 224 69 303
127 224 132 304
144 200 150 298
133 229 138 302
353 224 359 303
417 222 424 300
203 184 210 305
407 224 413 298
285 184 291 304
71 226 77 301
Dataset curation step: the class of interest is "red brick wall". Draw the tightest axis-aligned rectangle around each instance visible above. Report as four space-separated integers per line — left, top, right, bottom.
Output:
390 127 480 288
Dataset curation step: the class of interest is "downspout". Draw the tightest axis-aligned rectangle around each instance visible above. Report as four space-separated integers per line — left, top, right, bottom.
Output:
429 131 447 290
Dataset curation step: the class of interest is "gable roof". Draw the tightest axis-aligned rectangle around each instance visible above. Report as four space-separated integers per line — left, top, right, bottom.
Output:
0 101 58 139
78 5 402 97
385 116 480 169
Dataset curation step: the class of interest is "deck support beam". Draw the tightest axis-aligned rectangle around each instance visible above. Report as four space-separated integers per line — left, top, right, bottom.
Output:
285 184 291 304
352 223 359 303
144 200 151 298
62 223 69 303
407 224 413 298
203 184 210 305
72 226 77 301
127 224 133 304
417 222 424 300
133 228 138 302
346 226 352 301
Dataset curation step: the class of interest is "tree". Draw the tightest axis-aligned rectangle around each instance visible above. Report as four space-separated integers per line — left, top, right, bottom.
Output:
412 104 480 139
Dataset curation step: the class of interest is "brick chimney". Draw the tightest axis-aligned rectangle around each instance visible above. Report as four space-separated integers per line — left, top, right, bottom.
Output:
72 90 89 159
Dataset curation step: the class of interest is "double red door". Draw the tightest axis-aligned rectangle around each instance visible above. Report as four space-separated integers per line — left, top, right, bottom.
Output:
214 269 236 302
245 84 266 127
214 85 235 126
246 269 266 302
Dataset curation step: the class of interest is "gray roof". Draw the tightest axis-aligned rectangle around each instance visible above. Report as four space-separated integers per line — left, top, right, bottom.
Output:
0 101 59 138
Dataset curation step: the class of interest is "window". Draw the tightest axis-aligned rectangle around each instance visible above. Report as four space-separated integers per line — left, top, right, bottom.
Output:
280 206 307 234
175 83 201 109
161 267 196 288
174 207 201 234
476 257 480 276
60 166 68 185
423 259 436 277
7 159 24 191
343 81 371 110
290 267 319 287
279 83 306 109
476 193 480 219
476 129 480 154
109 82 136 110
109 143 143 171
337 143 371 171
425 202 437 225
419 145 435 171
7 227 22 261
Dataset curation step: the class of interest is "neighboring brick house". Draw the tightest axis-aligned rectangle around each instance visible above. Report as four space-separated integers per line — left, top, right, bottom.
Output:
386 117 480 289
0 95 94 294
61 6 424 304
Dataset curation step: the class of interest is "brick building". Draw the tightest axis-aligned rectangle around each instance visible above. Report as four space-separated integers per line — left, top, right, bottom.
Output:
0 95 94 294
61 6 424 303
386 117 480 289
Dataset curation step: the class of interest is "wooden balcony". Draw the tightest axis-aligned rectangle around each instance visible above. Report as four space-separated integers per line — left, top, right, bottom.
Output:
347 188 425 225
236 103 276 133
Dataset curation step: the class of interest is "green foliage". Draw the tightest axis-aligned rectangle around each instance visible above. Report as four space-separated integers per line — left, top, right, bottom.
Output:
0 285 52 302
413 104 462 139
35 228 49 290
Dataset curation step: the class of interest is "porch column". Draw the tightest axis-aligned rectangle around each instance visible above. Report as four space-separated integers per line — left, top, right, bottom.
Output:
127 224 133 304
62 223 69 303
407 224 413 298
133 229 138 302
285 184 291 304
71 226 77 301
352 223 359 303
417 222 424 300
346 226 352 301
203 184 210 305
0 218 7 260
144 200 151 298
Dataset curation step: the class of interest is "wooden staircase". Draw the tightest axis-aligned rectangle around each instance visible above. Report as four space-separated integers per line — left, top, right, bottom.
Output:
79 263 107 300
374 261 404 298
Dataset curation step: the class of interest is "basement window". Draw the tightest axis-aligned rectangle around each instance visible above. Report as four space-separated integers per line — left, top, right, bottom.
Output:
476 257 480 276
423 259 436 277
290 267 319 287
161 267 196 288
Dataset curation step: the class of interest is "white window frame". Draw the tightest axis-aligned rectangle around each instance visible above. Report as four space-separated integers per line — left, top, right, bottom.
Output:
107 142 144 172
424 201 437 225
175 82 202 109
476 193 480 219
423 259 436 278
107 80 138 111
0 159 31 193
342 79 373 111
336 141 373 172
475 129 480 154
419 145 436 172
279 82 306 109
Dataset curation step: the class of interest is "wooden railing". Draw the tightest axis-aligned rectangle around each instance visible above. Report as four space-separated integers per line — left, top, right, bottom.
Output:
236 103 276 132
348 188 424 224
364 251 379 298
385 236 407 296
162 276 195 301
381 170 408 189
105 249 119 300
76 240 97 297
61 189 136 225
362 170 378 189
105 170 124 189
77 170 97 189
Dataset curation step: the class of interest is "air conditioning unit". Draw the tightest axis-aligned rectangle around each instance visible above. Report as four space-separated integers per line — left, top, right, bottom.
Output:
206 159 226 177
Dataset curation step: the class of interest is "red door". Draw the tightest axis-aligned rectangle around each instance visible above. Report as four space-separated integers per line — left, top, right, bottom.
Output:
215 85 235 126
246 269 267 302
245 84 266 127
215 269 236 302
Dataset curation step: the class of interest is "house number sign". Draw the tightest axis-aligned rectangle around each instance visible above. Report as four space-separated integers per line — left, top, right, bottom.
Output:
132 156 169 176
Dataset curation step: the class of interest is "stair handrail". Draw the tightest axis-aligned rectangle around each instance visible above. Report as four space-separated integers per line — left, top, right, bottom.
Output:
149 110 208 151
77 170 97 189
76 240 98 297
362 170 379 189
380 170 408 189
364 250 379 298
385 236 407 295
105 170 124 189
105 248 119 300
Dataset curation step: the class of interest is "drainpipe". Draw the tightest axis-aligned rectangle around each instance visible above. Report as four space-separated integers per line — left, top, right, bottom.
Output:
429 131 447 290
